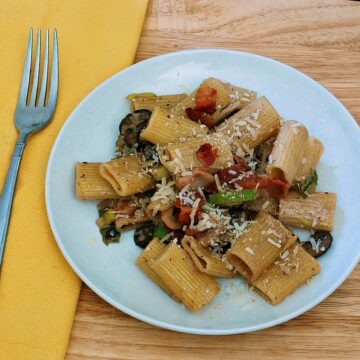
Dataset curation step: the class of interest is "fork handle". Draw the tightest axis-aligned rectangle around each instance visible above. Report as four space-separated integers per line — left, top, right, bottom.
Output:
0 140 26 269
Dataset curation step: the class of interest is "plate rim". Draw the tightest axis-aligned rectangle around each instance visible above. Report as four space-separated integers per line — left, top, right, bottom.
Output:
45 48 360 335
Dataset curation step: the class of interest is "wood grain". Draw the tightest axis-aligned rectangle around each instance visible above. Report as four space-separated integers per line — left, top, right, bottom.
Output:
66 1 360 359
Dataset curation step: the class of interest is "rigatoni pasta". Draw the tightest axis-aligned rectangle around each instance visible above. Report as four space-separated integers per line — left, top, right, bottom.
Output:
163 135 234 174
267 121 308 185
75 162 119 199
140 107 207 145
99 156 156 196
251 244 320 304
294 136 324 183
225 212 297 280
150 242 220 311
135 238 180 301
278 191 336 231
215 96 281 151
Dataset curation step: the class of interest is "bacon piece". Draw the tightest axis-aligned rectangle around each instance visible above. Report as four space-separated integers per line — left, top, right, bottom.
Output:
266 177 289 199
217 163 247 184
185 85 218 128
175 192 205 226
175 192 205 209
234 175 289 199
177 207 193 225
185 108 216 127
198 113 215 128
195 84 217 114
185 107 202 121
176 168 215 191
196 143 218 167
236 175 267 189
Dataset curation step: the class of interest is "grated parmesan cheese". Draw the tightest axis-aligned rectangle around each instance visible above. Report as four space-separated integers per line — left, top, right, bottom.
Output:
261 200 270 210
242 143 254 157
245 247 254 256
246 117 261 129
293 245 299 255
311 219 318 229
222 256 234 271
214 174 222 192
245 125 257 139
267 238 281 248
160 232 173 243
235 147 245 158
189 198 201 229
174 149 183 159
266 229 281 237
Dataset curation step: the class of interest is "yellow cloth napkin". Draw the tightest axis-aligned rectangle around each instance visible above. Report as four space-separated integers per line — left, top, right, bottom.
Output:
0 1 148 359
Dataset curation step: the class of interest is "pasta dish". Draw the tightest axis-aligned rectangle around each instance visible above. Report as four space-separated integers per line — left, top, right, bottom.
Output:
75 78 336 311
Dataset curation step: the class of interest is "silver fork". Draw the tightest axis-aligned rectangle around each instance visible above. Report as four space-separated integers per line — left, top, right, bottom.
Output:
0 28 58 269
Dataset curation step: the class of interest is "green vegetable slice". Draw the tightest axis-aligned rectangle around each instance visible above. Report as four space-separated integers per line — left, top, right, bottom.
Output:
103 209 116 225
153 225 168 239
209 189 257 206
298 170 318 198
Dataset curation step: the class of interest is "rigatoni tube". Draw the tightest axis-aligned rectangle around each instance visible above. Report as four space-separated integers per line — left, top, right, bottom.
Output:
99 156 156 196
140 107 207 146
251 244 320 305
215 96 281 151
225 212 297 280
278 191 336 231
294 136 324 183
135 238 180 302
150 242 220 311
267 120 308 185
75 162 119 200
163 135 234 174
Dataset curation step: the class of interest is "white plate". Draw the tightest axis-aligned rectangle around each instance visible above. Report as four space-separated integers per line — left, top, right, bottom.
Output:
46 49 360 334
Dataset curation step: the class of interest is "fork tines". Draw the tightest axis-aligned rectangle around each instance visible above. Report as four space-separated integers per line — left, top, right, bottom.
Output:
18 28 58 108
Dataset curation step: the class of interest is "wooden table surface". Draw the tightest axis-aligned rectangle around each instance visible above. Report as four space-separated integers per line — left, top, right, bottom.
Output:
66 1 360 359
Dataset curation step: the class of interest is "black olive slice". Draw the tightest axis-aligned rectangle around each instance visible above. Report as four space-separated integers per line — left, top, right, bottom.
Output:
118 110 152 146
301 231 333 258
134 223 155 249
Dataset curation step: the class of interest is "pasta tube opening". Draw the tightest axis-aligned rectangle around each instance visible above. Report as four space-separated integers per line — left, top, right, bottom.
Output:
181 235 234 278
